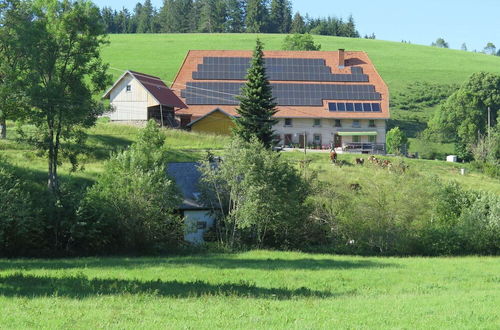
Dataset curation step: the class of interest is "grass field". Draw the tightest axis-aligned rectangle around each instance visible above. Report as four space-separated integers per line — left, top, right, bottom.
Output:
0 251 498 329
100 33 500 154
101 33 500 95
2 121 498 194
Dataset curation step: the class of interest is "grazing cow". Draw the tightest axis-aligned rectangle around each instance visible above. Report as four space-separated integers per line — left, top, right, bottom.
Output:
349 183 362 191
355 158 364 165
329 149 337 163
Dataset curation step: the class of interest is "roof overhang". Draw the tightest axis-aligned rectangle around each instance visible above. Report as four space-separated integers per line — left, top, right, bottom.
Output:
337 131 378 136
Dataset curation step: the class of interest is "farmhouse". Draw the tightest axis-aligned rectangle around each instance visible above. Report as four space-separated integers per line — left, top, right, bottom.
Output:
172 49 389 153
167 162 215 244
103 70 187 126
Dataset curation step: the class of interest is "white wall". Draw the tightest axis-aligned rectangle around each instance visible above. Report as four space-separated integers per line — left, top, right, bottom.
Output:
107 75 157 121
183 210 215 244
273 118 386 146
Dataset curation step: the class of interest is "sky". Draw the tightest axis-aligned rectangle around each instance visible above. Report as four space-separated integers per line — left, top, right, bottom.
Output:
91 0 500 51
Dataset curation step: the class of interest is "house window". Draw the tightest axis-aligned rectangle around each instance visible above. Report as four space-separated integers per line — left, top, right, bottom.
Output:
352 135 360 143
352 120 361 128
369 120 376 127
368 135 376 143
126 84 132 92
313 119 321 127
284 118 293 127
334 119 342 127
313 134 322 145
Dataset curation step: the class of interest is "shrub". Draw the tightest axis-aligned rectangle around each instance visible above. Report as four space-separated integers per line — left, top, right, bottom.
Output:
199 137 311 249
282 33 321 51
386 127 408 155
76 121 183 254
0 158 43 256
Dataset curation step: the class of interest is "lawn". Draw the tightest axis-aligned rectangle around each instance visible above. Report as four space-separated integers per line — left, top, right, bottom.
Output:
0 251 498 328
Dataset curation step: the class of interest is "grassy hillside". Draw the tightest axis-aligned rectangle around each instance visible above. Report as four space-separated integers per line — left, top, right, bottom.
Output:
102 33 500 95
101 33 500 155
1 251 499 328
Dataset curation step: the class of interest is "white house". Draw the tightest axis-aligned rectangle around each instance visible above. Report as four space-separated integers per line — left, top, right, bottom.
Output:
167 162 215 244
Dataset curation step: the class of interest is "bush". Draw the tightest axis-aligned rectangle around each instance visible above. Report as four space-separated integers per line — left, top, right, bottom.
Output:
0 158 43 256
76 121 183 254
199 137 311 249
282 33 321 51
386 127 408 155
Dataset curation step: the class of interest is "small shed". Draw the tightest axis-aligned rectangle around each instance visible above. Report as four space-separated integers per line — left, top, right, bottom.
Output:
103 70 186 127
167 162 215 244
187 108 236 135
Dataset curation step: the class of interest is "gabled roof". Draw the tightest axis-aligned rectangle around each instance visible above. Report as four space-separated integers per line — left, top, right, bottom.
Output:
167 162 207 210
186 108 235 127
103 70 187 109
172 50 389 120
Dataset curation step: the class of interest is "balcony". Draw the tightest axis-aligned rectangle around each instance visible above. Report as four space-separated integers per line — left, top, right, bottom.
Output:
341 142 386 154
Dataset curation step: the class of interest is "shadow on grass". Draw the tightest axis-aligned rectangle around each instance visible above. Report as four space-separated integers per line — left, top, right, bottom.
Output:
0 273 337 299
0 257 396 271
86 134 133 160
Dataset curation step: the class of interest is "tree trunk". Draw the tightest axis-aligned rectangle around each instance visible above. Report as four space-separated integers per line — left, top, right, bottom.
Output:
47 130 59 194
0 116 6 139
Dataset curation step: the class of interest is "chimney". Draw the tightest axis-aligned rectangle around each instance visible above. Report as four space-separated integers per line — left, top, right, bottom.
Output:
338 49 345 68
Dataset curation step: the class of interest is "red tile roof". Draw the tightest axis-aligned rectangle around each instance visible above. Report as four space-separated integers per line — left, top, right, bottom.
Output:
172 50 389 120
129 71 187 109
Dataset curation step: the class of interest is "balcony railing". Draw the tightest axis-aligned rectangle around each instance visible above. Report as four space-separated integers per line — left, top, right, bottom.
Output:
342 142 386 154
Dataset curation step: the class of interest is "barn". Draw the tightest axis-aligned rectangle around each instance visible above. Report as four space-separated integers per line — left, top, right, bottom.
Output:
172 49 390 153
102 70 187 127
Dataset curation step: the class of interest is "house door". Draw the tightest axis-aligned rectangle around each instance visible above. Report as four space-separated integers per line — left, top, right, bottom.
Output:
299 134 305 148
284 134 292 146
334 134 342 148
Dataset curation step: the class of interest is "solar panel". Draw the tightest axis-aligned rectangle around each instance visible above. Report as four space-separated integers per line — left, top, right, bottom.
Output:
346 103 354 111
183 82 382 106
191 57 370 82
371 103 381 112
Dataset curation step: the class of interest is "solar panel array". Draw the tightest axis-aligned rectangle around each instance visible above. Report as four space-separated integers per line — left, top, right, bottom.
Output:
181 82 381 106
192 57 369 82
328 102 382 112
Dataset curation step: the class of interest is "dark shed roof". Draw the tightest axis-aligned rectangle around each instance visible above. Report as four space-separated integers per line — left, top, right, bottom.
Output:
129 71 187 109
167 162 207 210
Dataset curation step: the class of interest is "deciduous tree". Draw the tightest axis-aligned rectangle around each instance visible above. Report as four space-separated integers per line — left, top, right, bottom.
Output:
281 33 321 51
4 0 111 193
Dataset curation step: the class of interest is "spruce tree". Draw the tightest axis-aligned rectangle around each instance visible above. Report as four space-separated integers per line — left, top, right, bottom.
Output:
290 12 305 34
226 0 245 32
233 39 278 148
245 0 268 33
269 0 292 33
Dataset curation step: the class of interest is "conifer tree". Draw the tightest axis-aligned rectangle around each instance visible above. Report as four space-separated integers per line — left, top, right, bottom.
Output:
233 39 277 148
269 0 292 33
245 0 268 33
226 0 245 32
290 12 305 34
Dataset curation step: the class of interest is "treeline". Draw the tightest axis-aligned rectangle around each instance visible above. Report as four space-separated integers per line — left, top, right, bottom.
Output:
100 0 360 37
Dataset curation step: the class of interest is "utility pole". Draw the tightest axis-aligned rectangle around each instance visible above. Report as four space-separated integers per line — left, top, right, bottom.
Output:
488 107 491 145
304 131 307 156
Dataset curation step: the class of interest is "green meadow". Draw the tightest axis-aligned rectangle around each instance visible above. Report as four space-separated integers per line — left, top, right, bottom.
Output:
0 251 498 329
102 33 500 94
101 33 500 156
